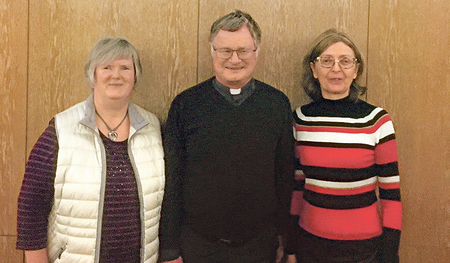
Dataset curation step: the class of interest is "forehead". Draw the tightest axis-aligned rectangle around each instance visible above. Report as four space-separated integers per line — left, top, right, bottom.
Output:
212 26 255 48
97 57 134 66
321 41 355 56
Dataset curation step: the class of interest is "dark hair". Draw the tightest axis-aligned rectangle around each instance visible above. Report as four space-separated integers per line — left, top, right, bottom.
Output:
209 10 261 47
302 28 366 102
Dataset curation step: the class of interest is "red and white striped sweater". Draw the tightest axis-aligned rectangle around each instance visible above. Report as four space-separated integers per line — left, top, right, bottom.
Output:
289 97 402 260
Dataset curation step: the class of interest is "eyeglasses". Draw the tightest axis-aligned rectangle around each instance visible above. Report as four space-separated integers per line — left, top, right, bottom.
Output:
212 46 257 59
315 56 357 69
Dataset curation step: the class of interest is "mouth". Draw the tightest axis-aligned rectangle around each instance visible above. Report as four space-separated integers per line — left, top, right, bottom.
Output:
328 78 343 84
225 66 244 71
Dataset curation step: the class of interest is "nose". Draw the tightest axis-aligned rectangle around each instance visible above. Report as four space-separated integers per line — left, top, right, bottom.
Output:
331 61 341 71
228 51 241 62
111 67 121 78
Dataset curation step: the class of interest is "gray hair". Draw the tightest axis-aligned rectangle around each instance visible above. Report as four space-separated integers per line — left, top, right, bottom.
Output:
84 37 142 87
302 28 366 102
209 10 261 47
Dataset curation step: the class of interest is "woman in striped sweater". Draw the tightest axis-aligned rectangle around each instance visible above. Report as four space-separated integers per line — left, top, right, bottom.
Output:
286 29 402 263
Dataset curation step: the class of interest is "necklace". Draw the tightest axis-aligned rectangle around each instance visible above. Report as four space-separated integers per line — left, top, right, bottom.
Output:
95 108 128 141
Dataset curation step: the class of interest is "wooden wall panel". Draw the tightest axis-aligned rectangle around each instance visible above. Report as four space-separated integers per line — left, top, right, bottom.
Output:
3 0 448 261
1 0 27 261
27 0 199 149
368 0 450 262
0 236 23 262
198 0 369 109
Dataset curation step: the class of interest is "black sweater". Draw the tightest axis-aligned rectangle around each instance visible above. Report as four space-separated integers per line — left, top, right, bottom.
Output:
159 77 295 259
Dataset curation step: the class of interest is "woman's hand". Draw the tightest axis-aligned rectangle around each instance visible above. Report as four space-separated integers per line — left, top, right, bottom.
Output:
25 249 48 263
286 254 297 263
163 256 183 263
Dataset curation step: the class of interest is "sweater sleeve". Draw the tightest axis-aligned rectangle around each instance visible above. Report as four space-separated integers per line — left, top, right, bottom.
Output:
285 113 306 254
16 118 58 250
159 98 184 261
273 96 295 236
374 114 402 262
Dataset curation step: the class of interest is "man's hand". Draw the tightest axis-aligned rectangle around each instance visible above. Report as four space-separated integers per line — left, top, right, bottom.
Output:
275 235 285 263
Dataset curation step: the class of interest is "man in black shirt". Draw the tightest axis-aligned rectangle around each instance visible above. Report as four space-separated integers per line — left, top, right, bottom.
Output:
159 10 295 263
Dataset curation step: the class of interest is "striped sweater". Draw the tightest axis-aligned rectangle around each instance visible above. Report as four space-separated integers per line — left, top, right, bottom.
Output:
289 97 402 260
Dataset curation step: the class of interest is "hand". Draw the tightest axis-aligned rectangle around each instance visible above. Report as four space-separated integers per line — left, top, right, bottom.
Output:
164 256 183 263
275 235 284 263
25 249 48 263
286 254 297 263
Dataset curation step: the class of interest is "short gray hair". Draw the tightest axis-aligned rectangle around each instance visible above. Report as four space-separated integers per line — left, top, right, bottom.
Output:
84 37 142 87
209 10 261 47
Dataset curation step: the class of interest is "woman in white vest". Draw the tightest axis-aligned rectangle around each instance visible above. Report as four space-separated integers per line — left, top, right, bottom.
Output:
16 37 165 263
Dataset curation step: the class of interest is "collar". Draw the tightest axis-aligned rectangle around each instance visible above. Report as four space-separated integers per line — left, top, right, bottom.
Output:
80 94 148 136
213 78 255 106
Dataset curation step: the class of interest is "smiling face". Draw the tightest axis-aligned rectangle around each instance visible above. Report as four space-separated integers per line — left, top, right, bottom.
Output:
310 41 359 100
211 26 258 89
93 57 135 103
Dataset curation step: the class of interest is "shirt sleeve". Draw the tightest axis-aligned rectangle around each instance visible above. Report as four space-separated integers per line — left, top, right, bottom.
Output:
16 118 58 250
159 98 184 261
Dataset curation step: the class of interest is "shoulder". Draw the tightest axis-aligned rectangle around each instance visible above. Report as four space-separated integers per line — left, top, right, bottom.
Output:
254 79 287 96
355 99 379 111
173 78 215 102
355 100 391 121
55 100 86 118
293 100 319 119
54 99 88 129
130 103 160 126
128 103 162 138
168 78 220 115
253 79 291 106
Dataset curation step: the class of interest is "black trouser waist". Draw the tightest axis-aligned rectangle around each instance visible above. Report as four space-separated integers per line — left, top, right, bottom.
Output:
189 226 258 247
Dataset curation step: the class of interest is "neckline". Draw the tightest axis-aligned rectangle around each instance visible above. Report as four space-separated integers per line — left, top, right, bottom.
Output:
99 131 128 143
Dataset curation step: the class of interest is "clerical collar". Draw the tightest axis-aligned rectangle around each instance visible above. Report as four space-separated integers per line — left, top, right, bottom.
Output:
230 88 241 95
213 78 255 106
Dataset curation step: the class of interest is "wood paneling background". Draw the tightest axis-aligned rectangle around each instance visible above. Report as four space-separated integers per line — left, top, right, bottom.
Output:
367 0 450 261
1 0 448 262
27 0 199 150
0 0 28 261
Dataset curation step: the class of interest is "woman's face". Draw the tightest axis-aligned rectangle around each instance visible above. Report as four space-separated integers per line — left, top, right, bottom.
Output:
310 41 359 100
94 57 135 102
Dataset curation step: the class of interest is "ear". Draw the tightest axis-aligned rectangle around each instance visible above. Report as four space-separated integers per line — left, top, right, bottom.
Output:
353 63 360 79
210 44 215 57
310 62 318 79
255 46 260 58
92 69 97 85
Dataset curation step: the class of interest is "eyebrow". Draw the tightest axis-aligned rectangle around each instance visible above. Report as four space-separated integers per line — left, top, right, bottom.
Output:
320 54 354 57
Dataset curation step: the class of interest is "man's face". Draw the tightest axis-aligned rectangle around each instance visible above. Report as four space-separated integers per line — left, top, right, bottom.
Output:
211 26 258 89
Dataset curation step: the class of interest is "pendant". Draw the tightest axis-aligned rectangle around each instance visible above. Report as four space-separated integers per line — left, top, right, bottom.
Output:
108 131 118 141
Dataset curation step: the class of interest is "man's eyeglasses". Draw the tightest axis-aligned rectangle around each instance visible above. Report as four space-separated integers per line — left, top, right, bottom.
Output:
315 56 357 69
212 46 257 59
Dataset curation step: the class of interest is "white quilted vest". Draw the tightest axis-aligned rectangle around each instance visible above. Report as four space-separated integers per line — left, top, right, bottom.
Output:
47 96 164 263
